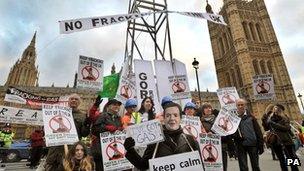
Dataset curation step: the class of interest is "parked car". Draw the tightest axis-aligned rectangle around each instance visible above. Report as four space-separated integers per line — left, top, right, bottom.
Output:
0 140 30 162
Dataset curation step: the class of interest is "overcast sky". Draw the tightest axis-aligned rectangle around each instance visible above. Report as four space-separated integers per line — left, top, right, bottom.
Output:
0 0 303 111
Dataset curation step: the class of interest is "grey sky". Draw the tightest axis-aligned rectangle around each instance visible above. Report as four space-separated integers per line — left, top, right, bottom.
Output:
0 0 303 110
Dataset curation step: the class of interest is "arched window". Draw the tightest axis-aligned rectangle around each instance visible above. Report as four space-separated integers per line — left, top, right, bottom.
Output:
249 23 257 41
230 69 237 87
242 22 250 40
236 65 243 87
219 38 225 55
224 33 230 50
267 60 273 74
226 72 231 86
253 60 260 75
256 24 264 42
260 60 266 74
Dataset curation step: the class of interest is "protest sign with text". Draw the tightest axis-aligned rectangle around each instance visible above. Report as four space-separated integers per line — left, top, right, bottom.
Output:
217 87 239 110
252 74 275 100
211 108 240 136
180 115 201 142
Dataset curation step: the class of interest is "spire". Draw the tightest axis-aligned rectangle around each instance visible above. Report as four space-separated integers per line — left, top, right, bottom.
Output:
205 0 213 13
30 31 37 47
73 72 78 88
111 63 116 74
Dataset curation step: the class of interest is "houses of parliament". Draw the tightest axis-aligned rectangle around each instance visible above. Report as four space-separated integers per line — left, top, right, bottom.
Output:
0 0 301 139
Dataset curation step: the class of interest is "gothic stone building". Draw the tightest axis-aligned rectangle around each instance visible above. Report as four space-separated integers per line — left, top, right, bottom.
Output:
206 0 301 120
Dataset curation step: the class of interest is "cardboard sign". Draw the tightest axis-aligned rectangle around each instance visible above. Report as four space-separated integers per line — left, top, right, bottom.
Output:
168 75 191 100
216 87 239 110
211 108 241 136
0 105 43 126
42 104 78 147
180 115 202 142
77 55 104 90
126 120 164 146
200 133 223 171
252 74 275 100
149 151 204 171
100 131 133 171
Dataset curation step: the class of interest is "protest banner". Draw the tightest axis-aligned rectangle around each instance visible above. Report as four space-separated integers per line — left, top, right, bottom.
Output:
168 74 191 100
134 59 161 113
42 104 78 147
211 107 241 136
180 115 201 142
77 55 104 91
116 61 136 104
100 131 133 171
0 105 43 126
252 74 275 100
200 133 223 171
216 87 239 110
126 120 164 146
149 151 204 171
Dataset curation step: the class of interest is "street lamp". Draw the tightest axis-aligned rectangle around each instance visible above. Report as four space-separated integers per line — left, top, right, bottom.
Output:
192 58 201 106
297 93 304 111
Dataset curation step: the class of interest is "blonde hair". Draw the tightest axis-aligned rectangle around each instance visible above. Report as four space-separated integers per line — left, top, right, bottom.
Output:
264 103 274 115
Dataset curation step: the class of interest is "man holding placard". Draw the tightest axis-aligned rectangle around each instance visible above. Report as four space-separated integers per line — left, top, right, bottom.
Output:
124 102 204 171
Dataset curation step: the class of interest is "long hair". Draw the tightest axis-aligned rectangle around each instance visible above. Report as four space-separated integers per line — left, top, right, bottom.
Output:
138 97 155 120
63 141 95 171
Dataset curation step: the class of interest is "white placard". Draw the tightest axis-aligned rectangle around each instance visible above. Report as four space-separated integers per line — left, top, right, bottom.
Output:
42 104 78 147
168 75 191 100
100 131 133 171
0 105 43 126
211 108 241 136
126 120 164 146
149 151 204 171
252 74 275 100
216 87 239 110
200 133 223 171
77 55 103 91
180 115 202 142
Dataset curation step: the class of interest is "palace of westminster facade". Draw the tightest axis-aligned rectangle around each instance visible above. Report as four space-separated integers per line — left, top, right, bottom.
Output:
0 0 301 139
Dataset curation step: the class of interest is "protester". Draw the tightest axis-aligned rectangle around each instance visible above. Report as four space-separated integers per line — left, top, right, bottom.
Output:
124 102 202 170
91 99 123 171
121 98 141 129
199 102 234 171
45 93 91 171
233 99 264 171
88 95 104 125
63 141 95 171
183 101 197 116
28 126 45 169
138 97 155 122
0 123 15 148
262 104 299 171
155 96 173 123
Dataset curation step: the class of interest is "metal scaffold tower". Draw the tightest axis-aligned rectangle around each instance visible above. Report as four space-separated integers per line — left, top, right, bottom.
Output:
124 0 173 62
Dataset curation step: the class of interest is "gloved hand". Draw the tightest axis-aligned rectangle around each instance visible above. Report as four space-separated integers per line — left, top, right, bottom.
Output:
94 95 103 107
258 146 264 155
124 137 135 151
105 125 117 132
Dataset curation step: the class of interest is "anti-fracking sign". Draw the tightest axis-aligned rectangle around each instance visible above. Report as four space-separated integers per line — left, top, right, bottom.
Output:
42 104 78 147
211 107 241 136
77 55 104 91
168 75 191 100
126 120 164 146
100 131 133 171
0 105 43 126
180 115 201 142
217 87 239 110
200 133 223 171
252 74 275 100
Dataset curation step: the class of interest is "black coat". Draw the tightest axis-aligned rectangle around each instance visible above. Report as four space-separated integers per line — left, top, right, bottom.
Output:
267 114 294 145
125 127 200 170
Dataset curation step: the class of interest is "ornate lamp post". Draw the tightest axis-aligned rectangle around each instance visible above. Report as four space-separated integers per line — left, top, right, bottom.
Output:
297 93 304 112
192 58 201 106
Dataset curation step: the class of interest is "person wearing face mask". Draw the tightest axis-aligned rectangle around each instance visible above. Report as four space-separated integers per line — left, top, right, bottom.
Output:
91 99 123 171
63 141 95 171
123 102 202 170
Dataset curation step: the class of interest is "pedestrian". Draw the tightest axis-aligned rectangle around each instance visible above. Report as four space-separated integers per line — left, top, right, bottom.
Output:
91 99 123 171
155 96 173 124
138 97 155 122
121 98 141 129
233 99 264 171
1 123 14 148
183 101 197 116
124 102 203 170
63 141 95 171
45 93 91 171
28 126 45 169
263 104 299 171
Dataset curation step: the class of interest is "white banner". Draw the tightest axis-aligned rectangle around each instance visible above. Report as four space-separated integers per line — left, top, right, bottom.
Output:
59 11 226 34
168 75 191 100
134 59 161 113
200 133 223 171
149 151 204 171
126 120 164 146
216 87 239 110
211 107 241 136
116 61 136 104
252 74 275 100
100 131 133 171
42 104 78 147
0 105 43 126
180 115 202 142
77 55 103 90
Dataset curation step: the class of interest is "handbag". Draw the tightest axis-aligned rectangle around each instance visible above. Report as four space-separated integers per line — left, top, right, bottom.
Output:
265 131 278 145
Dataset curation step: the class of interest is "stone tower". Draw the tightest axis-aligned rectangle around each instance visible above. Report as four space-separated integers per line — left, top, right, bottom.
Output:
5 32 39 87
207 0 301 120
